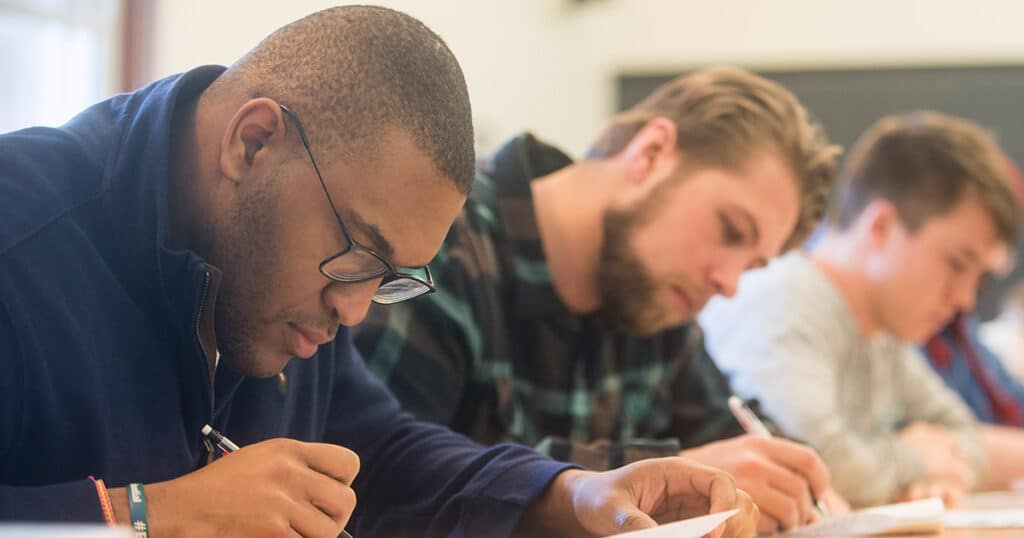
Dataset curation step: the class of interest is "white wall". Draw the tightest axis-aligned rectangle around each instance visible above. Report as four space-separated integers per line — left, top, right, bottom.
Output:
152 0 1024 157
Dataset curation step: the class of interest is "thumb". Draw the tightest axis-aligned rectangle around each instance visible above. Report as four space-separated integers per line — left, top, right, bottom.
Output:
615 508 658 532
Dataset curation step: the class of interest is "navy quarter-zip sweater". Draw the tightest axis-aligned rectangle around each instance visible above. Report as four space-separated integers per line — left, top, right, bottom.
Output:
0 66 573 536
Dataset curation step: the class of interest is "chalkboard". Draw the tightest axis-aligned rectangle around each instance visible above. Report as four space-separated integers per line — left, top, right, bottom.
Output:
619 65 1024 320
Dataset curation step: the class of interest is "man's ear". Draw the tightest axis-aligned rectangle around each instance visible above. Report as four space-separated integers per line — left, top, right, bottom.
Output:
219 98 287 184
620 117 679 186
860 199 903 251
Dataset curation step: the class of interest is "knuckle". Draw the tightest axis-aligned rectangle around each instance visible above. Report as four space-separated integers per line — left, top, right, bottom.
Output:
734 456 761 475
744 434 765 448
781 497 800 529
266 437 302 460
709 467 738 493
333 446 361 476
346 449 361 476
270 459 298 485
341 486 357 512
261 517 292 538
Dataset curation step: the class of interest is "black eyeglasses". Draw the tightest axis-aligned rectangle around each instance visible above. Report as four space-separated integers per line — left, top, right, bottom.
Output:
279 104 435 305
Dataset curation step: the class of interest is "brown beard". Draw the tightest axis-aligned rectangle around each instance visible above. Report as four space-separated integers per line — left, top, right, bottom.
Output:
593 201 669 336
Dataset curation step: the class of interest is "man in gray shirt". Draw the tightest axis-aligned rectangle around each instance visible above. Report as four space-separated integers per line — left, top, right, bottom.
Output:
701 112 1024 507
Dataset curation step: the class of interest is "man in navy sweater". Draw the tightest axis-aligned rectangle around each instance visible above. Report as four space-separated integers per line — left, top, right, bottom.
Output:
0 5 755 538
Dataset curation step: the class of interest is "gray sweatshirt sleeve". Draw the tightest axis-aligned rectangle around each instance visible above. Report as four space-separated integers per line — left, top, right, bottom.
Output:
700 255 931 507
895 346 989 487
706 315 926 506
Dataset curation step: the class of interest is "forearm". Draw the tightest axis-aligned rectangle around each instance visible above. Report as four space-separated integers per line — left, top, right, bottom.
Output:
0 480 107 521
516 469 590 537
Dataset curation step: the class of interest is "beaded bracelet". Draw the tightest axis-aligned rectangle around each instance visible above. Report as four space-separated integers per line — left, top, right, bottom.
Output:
88 476 117 527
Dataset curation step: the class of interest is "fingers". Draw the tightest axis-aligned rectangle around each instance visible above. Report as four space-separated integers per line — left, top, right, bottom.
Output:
749 436 831 498
742 482 800 531
756 512 783 535
652 458 739 514
719 490 758 538
288 498 345 538
942 485 964 508
743 458 813 526
821 487 851 516
302 468 357 528
900 479 966 508
699 467 739 517
295 442 361 485
613 508 658 533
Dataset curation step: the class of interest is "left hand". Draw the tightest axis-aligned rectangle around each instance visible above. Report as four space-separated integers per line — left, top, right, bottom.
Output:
895 478 966 508
521 457 759 537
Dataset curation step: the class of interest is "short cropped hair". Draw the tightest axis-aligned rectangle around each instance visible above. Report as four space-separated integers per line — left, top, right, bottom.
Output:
829 111 1019 244
211 5 475 193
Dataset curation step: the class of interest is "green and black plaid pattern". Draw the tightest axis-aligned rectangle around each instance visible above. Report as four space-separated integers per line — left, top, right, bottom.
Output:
355 134 746 470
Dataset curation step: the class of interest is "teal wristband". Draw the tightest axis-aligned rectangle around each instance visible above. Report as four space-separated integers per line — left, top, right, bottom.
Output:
127 482 150 537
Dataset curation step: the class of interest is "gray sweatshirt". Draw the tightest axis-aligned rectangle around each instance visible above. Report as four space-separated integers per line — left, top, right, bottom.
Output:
698 252 988 507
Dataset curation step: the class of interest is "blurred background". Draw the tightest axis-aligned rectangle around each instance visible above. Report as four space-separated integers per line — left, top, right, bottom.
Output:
3 0 1024 315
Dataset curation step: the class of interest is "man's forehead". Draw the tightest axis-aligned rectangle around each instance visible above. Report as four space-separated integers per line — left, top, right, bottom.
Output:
323 136 464 267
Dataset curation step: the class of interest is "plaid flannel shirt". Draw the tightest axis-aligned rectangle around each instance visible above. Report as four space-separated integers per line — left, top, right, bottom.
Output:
354 133 746 470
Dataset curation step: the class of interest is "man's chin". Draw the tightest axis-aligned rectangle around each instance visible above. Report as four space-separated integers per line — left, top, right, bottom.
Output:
626 314 687 337
220 351 291 378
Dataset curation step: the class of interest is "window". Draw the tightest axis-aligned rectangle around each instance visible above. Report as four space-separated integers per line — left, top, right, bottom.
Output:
0 0 121 133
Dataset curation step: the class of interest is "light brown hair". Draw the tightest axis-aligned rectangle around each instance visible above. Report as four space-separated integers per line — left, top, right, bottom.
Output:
589 66 840 249
829 111 1019 244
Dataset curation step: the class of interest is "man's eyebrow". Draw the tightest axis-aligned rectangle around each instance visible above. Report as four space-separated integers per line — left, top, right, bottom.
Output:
725 205 760 245
956 246 981 264
739 210 761 245
347 209 395 259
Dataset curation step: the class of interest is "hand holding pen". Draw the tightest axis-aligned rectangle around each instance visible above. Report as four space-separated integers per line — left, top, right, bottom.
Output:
117 430 359 537
201 425 357 538
727 396 831 519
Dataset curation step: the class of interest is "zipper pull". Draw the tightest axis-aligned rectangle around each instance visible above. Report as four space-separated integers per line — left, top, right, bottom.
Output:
277 372 288 397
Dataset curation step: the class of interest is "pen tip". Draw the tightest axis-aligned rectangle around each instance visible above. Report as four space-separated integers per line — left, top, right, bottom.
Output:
201 424 213 436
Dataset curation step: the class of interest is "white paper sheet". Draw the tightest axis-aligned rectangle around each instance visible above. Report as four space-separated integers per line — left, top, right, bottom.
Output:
944 509 1024 528
609 509 739 538
0 525 131 537
785 498 944 536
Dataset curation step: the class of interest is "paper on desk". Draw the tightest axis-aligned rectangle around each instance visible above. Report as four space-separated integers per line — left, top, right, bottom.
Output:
609 509 739 538
944 509 1024 528
785 498 944 536
0 525 132 537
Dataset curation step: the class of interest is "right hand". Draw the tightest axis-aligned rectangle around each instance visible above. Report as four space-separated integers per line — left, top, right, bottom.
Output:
120 438 360 537
681 434 832 534
898 422 973 487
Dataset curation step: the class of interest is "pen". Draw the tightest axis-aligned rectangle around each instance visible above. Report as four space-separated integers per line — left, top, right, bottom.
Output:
726 396 830 519
202 424 355 538
201 424 239 453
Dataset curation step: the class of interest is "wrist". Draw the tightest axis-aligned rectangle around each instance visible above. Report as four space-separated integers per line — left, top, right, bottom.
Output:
520 469 591 536
110 482 182 537
107 487 130 528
